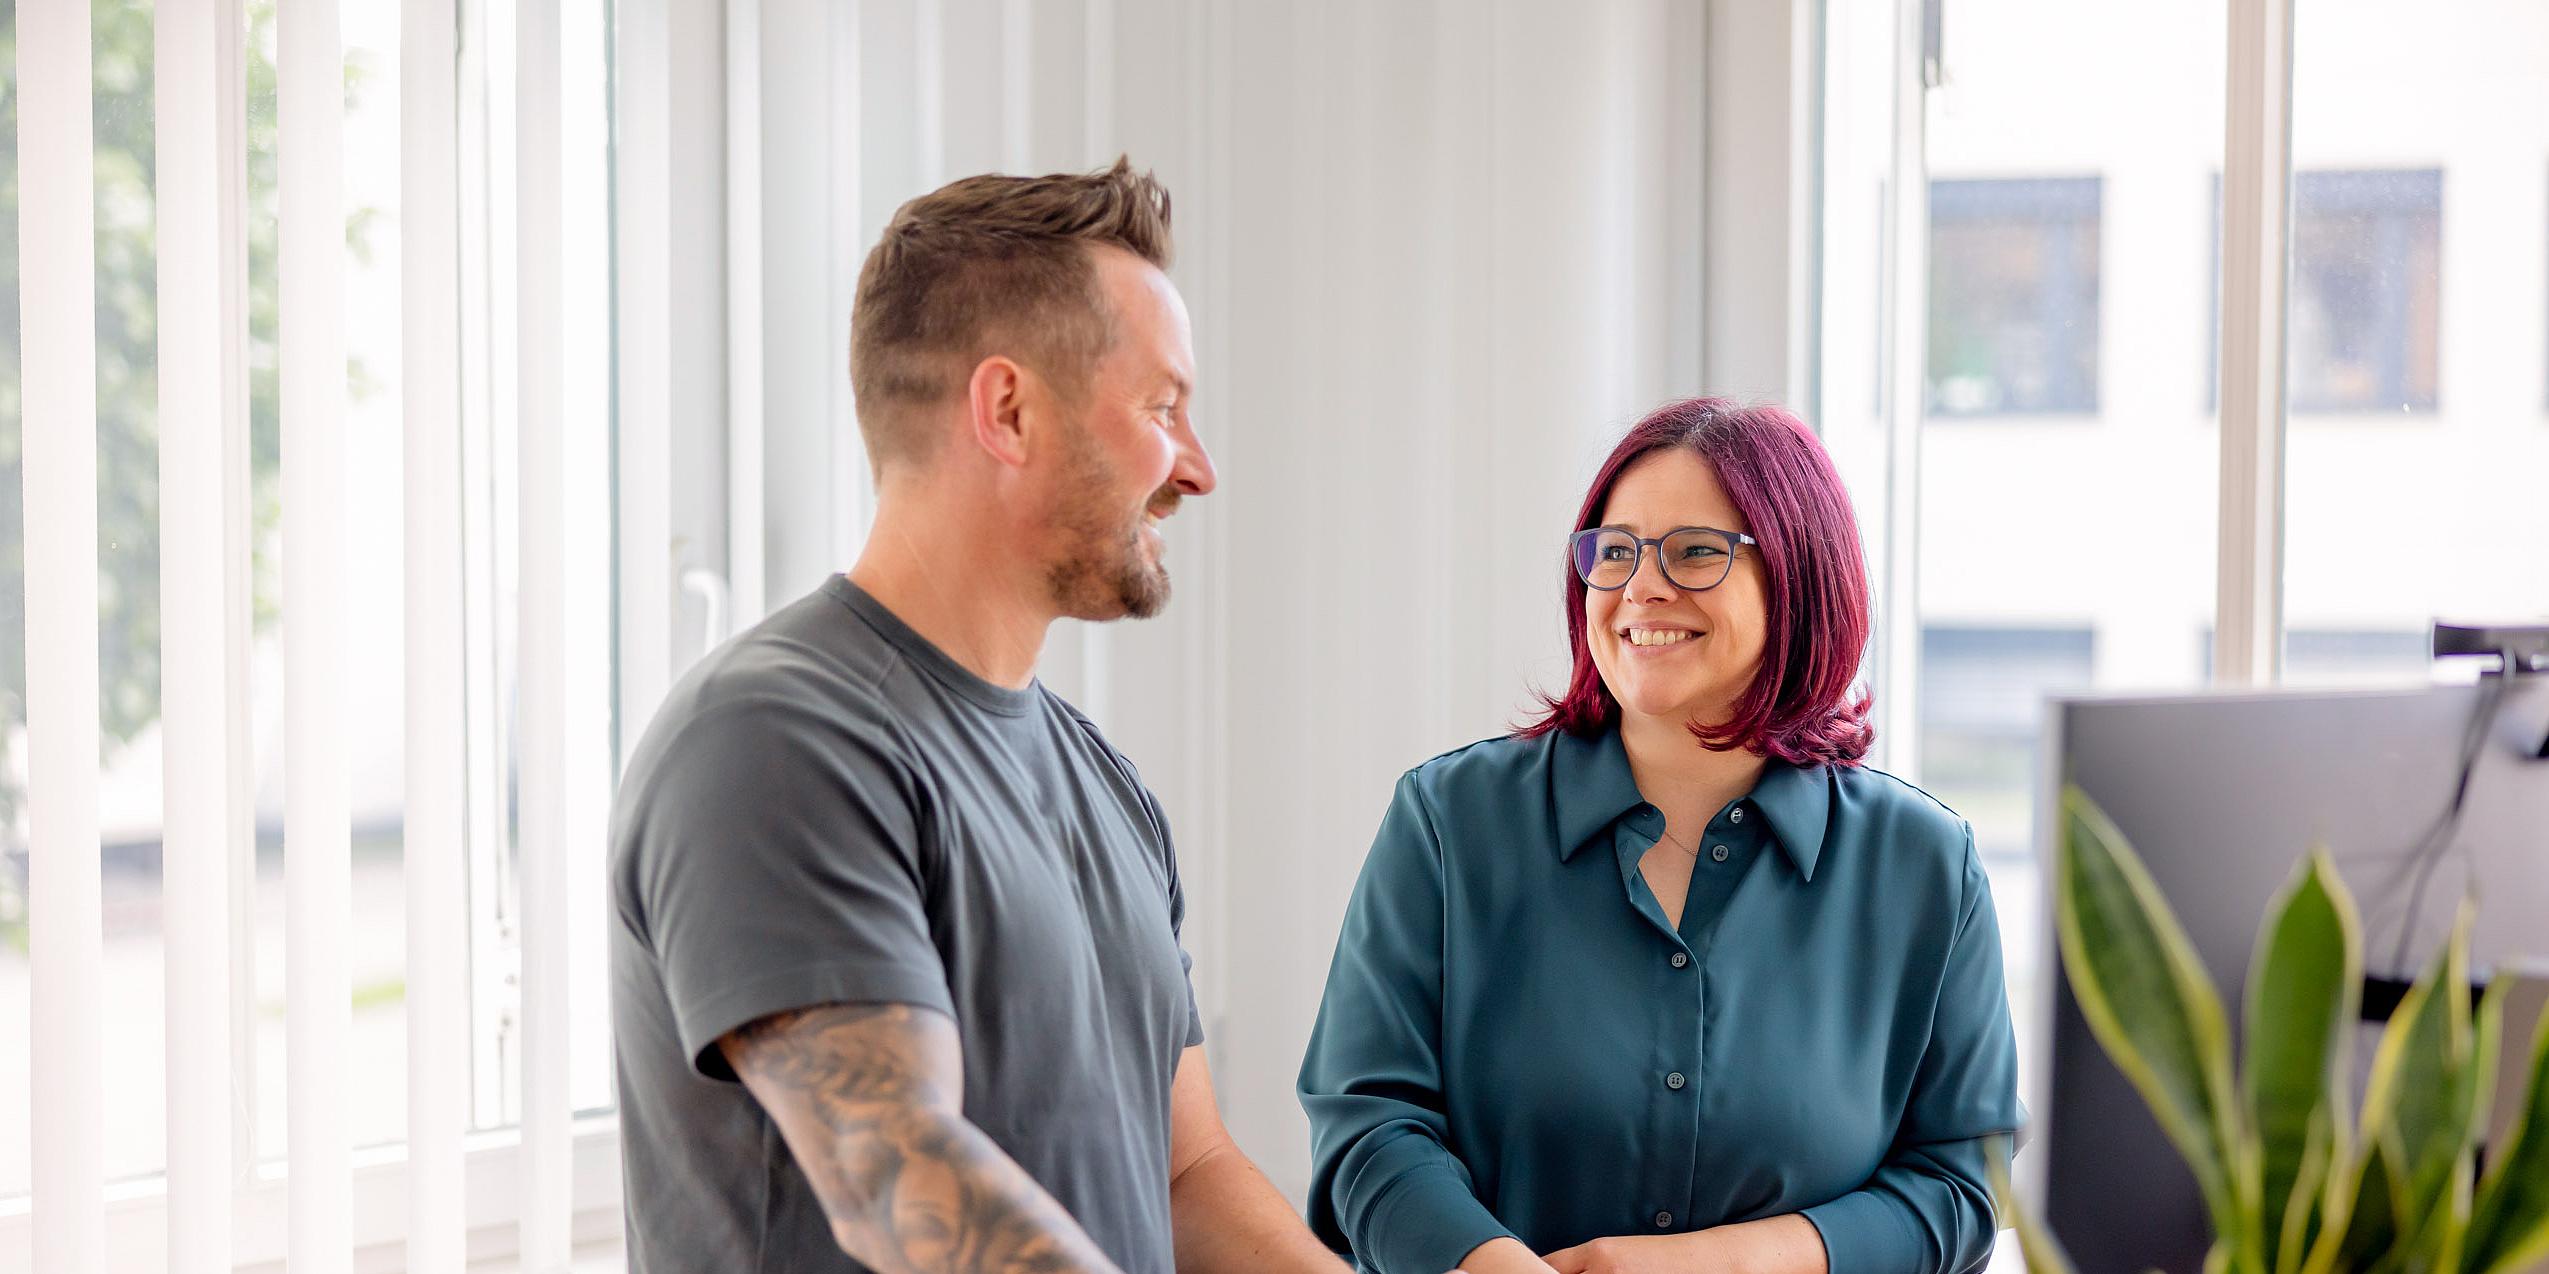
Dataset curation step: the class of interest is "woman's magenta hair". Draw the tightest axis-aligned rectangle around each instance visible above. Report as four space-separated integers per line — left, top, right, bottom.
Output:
1514 396 1876 767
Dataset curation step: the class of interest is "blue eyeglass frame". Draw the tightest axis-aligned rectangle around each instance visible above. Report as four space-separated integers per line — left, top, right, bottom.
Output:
1567 526 1760 592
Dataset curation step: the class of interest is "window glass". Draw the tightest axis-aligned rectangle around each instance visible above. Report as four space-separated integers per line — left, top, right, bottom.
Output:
1929 177 2103 416
2289 170 2442 413
1918 625 2097 856
2283 0 2549 675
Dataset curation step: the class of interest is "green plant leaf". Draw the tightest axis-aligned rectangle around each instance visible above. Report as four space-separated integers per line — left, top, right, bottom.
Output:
2380 1143 2475 1274
2466 981 2549 1274
2055 785 2247 1238
1988 1136 2082 1274
2369 908 2480 1245
2277 1104 2338 1274
2246 848 2363 1274
2305 1138 2399 1274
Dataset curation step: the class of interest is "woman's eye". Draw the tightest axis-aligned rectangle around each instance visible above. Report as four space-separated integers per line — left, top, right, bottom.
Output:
1600 546 1633 562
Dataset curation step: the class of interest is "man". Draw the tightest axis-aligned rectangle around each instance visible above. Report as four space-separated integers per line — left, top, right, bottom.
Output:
607 160 1351 1274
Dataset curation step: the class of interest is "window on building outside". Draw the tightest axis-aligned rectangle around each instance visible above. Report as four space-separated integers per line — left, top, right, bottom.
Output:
1928 177 2103 416
2291 170 2443 413
2207 167 2444 414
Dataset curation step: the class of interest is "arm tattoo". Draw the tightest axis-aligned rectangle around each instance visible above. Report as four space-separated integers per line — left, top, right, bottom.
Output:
723 1004 1123 1274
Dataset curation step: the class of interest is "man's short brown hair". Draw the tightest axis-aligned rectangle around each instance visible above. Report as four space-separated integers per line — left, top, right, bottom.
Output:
849 157 1174 469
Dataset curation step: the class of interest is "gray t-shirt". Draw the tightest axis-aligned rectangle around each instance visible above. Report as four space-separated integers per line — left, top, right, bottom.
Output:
609 576 1204 1273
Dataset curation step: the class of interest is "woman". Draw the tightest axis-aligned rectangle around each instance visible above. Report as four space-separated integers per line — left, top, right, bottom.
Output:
1299 398 2019 1274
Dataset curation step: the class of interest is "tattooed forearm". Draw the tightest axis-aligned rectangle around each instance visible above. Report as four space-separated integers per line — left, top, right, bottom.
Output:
723 1004 1125 1274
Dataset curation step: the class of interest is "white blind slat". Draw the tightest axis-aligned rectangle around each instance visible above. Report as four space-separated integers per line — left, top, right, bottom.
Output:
156 0 251 1266
614 0 675 759
516 0 575 1267
280 0 353 1267
726 0 767 626
560 0 616 1172
403 0 472 1267
17 0 106 1266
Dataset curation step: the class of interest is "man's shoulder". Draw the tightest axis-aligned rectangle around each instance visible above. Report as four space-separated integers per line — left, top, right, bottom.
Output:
615 597 921 837
705 583 908 708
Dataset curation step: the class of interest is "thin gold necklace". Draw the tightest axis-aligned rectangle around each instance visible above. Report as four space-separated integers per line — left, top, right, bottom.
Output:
1655 823 1699 857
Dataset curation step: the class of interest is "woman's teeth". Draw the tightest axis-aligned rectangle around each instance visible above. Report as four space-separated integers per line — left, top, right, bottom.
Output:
1626 629 1696 648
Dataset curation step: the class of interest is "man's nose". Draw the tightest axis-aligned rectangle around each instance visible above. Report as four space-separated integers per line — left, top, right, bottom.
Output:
1172 422 1218 497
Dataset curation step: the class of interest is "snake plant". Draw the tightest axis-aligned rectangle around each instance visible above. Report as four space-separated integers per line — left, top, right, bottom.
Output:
1992 784 2549 1274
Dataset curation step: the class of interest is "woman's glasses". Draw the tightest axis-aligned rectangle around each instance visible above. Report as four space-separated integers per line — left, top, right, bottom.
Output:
1568 526 1757 593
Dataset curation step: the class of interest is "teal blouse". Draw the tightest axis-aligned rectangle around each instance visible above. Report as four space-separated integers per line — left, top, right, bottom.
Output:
1298 727 2021 1274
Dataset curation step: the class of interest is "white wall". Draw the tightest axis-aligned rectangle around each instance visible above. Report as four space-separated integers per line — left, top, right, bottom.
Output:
1177 1 1709 1194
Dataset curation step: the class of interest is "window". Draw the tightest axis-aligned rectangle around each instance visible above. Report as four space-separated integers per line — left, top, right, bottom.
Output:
1919 626 2097 860
1927 177 2103 416
1907 0 2227 821
2196 626 2434 688
1826 16 2230 1263
0 0 420 1188
2207 169 2446 413
2283 2 2547 667
2288 170 2442 413
1 0 624 1256
2284 629 2431 686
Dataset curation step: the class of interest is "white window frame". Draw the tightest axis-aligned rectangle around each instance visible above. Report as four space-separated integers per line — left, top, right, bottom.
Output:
2213 0 2296 686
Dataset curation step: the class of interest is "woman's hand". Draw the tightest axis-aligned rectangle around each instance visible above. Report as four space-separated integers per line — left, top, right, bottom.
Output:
1543 1216 1826 1274
1539 1234 1707 1274
1454 1235 1562 1274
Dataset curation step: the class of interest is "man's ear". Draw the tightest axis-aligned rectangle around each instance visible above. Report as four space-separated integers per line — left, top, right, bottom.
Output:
965 355 1033 468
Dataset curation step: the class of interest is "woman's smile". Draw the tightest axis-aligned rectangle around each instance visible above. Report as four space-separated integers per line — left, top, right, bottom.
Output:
1618 624 1705 654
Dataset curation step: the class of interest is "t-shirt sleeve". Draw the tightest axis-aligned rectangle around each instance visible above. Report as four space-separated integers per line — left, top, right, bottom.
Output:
1143 785 1208 1050
626 701 952 1081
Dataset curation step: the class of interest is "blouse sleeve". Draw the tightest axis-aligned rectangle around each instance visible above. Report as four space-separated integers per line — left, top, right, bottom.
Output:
1299 773 1517 1274
1801 825 2021 1274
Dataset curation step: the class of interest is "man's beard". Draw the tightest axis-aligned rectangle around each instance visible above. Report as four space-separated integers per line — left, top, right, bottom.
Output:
1045 428 1177 621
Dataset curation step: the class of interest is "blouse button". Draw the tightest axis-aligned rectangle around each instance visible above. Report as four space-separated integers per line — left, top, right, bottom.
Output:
1729 807 1744 823
1666 1071 1686 1090
1710 844 1730 862
1654 1211 1674 1229
1670 951 1689 968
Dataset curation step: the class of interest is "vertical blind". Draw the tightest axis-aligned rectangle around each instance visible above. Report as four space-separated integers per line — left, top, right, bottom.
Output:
155 0 252 1270
19 0 108 1264
8 0 616 1268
